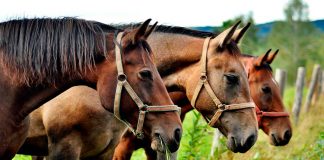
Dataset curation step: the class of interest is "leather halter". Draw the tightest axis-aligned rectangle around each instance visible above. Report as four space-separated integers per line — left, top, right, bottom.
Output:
255 104 290 127
190 37 255 127
244 58 289 127
113 32 181 139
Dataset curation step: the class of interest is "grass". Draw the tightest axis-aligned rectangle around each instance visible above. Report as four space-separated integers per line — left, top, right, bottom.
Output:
14 87 324 160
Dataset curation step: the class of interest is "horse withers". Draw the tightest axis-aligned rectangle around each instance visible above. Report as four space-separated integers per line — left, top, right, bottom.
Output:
0 18 181 159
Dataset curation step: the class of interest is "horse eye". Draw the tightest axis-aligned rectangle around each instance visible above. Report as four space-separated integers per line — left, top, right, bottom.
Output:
139 69 153 80
224 73 239 85
262 86 271 93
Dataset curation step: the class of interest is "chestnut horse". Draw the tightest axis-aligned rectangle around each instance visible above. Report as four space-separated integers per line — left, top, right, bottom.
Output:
240 49 292 146
0 18 182 159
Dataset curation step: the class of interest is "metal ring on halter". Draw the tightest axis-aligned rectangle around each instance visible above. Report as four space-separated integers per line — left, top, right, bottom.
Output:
200 75 207 81
117 74 127 82
139 104 148 112
218 104 226 111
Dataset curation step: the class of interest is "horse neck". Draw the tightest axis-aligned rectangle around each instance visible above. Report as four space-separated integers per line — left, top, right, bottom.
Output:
147 32 205 91
0 70 96 124
147 32 205 77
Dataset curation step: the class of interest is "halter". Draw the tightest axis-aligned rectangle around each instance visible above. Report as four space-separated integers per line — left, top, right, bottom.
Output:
255 104 290 127
190 37 255 127
113 32 181 139
244 59 290 127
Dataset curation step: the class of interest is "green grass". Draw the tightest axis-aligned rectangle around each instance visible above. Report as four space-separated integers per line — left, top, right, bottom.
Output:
14 88 324 160
130 88 324 160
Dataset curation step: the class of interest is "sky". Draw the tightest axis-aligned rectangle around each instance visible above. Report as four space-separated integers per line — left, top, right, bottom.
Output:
0 0 322 27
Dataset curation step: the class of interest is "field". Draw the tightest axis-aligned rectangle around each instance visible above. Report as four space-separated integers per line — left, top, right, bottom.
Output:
13 88 324 160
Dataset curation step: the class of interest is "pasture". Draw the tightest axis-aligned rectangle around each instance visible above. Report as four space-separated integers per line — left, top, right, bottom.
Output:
13 82 324 159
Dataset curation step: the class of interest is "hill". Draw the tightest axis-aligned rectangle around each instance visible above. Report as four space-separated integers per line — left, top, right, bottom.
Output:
191 19 324 37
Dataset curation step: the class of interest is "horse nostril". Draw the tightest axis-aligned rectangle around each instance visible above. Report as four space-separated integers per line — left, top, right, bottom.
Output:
245 134 257 147
284 130 292 141
174 128 182 143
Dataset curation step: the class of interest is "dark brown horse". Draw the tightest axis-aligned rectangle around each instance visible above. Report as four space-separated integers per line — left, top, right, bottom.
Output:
240 49 292 146
0 18 182 159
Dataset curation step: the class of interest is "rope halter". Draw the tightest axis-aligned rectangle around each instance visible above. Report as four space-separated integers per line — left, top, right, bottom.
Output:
113 32 181 139
190 37 255 127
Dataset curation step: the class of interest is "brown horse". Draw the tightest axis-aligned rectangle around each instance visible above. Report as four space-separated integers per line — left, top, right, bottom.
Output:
18 22 258 159
18 86 128 159
240 49 292 146
0 18 182 159
112 28 293 159
111 21 258 158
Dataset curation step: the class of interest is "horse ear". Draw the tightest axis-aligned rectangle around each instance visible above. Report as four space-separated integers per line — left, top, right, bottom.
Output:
143 21 158 39
211 21 241 49
232 22 251 43
254 49 271 67
132 19 152 44
266 49 279 64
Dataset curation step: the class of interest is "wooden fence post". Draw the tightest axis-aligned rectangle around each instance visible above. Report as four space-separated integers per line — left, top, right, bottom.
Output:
321 70 324 94
292 67 305 125
210 129 222 157
313 69 322 104
304 64 321 112
275 69 287 98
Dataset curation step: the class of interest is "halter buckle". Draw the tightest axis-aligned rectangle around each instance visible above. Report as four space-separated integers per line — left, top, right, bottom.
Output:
117 74 127 82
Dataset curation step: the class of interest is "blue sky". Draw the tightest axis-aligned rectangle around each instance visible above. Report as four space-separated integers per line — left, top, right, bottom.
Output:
0 0 322 26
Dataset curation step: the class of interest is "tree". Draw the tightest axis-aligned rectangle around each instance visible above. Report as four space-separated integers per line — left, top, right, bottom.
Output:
215 13 260 54
267 0 323 84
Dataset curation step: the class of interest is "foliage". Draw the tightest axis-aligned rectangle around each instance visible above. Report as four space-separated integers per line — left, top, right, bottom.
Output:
215 13 260 54
179 111 210 160
267 0 324 84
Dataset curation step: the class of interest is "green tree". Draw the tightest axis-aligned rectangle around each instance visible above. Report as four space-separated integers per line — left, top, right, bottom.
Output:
215 13 260 54
267 0 323 84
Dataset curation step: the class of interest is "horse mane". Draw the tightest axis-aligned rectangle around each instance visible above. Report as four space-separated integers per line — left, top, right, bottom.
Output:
0 17 115 85
116 23 243 56
115 23 216 38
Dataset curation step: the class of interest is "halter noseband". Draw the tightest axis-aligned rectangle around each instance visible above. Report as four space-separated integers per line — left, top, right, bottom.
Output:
113 32 181 139
255 105 289 127
190 37 255 127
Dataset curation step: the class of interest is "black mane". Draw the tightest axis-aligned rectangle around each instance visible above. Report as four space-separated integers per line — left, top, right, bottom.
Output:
0 17 116 85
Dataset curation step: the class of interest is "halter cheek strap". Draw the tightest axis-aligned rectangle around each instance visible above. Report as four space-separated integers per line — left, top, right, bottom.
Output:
113 32 181 139
190 37 255 127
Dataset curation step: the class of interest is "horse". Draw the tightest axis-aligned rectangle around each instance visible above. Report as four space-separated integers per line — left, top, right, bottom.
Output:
0 18 182 159
18 21 258 159
18 86 128 159
112 27 293 159
240 49 292 146
112 22 259 158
